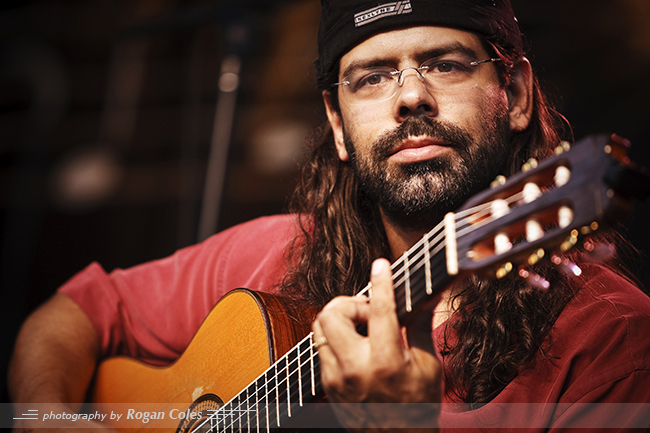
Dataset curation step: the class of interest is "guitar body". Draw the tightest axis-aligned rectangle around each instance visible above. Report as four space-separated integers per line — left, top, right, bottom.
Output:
92 288 314 432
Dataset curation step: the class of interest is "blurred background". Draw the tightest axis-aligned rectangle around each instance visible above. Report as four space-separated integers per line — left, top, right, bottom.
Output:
2 0 650 405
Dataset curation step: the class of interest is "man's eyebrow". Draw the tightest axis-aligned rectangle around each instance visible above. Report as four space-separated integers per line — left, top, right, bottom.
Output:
417 43 481 63
340 42 482 79
340 58 393 80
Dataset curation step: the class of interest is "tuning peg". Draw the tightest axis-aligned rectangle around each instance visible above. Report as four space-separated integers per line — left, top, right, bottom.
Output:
491 175 507 189
522 158 538 172
554 141 571 155
518 268 550 290
554 166 571 187
496 262 513 279
560 230 580 252
551 255 582 276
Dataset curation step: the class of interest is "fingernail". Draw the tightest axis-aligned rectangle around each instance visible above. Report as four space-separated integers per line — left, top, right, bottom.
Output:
371 259 387 276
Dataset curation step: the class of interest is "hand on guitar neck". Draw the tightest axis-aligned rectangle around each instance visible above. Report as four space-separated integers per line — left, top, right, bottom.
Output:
312 258 442 432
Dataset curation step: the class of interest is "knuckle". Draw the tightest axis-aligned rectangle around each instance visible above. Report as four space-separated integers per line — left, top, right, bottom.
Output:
339 365 364 388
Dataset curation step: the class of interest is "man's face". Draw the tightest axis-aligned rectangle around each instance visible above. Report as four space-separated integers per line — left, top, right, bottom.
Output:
326 26 518 231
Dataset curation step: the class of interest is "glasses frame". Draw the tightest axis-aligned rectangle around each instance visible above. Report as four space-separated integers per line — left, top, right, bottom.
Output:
332 57 502 105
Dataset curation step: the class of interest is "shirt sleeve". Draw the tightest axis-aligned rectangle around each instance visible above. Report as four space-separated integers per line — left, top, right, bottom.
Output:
58 215 298 365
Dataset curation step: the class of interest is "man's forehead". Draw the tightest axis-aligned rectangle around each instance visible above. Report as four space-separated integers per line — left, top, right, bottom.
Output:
339 26 485 70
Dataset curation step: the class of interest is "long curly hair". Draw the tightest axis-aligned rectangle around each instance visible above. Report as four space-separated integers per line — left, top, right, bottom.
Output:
280 35 579 403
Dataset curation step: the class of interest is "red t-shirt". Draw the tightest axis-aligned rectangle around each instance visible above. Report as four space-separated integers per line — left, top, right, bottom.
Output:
59 214 650 431
59 215 297 364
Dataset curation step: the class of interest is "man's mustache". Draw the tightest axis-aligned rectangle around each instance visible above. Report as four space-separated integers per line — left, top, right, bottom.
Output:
373 117 472 159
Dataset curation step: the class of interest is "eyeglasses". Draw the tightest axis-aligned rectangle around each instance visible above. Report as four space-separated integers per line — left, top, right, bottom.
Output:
332 55 501 105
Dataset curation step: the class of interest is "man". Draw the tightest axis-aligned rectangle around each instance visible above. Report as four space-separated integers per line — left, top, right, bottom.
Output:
9 0 650 431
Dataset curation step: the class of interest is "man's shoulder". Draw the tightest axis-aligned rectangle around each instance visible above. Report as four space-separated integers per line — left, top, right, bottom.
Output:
573 263 650 318
199 214 304 286
552 263 650 375
208 214 302 248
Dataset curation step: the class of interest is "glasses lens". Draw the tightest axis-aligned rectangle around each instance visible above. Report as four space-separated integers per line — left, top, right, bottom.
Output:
342 67 398 105
419 55 483 93
337 55 494 105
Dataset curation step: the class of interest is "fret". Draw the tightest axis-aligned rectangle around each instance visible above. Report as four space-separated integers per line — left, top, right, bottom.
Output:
254 379 259 433
444 212 458 276
403 252 412 312
217 405 225 433
298 337 313 405
209 411 218 432
229 397 236 433
238 396 244 432
265 372 271 433
229 395 237 432
226 400 233 433
237 394 243 432
256 372 270 433
287 346 303 418
245 387 251 433
274 361 280 427
424 236 432 295
285 349 292 417
296 343 303 406
309 334 316 396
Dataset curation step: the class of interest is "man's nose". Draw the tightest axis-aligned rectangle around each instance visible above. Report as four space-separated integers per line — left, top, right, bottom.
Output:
393 69 438 120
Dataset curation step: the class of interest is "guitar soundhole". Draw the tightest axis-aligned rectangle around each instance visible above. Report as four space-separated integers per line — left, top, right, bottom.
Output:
176 393 223 433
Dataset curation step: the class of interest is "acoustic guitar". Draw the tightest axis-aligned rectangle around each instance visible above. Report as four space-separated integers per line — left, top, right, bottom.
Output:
91 133 649 432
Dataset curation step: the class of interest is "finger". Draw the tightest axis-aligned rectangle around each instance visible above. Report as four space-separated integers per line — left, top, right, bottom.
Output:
367 258 402 359
311 318 334 358
312 296 370 363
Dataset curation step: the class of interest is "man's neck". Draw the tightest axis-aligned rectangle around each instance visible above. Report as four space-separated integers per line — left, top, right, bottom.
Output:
380 208 432 261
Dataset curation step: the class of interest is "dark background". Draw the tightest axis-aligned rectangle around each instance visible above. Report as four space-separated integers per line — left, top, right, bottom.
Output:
2 0 650 407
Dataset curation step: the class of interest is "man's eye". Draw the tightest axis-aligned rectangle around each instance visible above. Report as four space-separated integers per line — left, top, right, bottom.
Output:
353 71 393 90
427 61 469 74
434 62 455 73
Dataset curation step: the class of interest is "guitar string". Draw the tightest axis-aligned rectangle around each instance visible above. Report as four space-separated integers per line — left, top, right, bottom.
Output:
200 332 318 433
386 189 526 292
201 345 316 433
392 196 522 290
204 189 532 432
212 341 319 433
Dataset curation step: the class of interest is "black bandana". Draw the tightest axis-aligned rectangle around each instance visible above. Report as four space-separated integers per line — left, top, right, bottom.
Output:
316 0 523 87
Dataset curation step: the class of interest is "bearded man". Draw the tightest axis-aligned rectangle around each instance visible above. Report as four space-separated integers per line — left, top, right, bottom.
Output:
9 0 650 432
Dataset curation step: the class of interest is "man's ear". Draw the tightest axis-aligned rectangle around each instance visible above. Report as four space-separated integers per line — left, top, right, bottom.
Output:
323 90 349 161
507 57 534 132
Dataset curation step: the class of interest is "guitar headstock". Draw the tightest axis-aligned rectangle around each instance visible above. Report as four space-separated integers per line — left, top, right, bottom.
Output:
453 133 650 280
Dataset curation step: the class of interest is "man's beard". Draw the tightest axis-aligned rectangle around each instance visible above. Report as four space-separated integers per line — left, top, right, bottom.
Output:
344 114 512 232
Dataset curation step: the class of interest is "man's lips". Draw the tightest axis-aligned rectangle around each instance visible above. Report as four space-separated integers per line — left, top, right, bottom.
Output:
388 137 451 164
